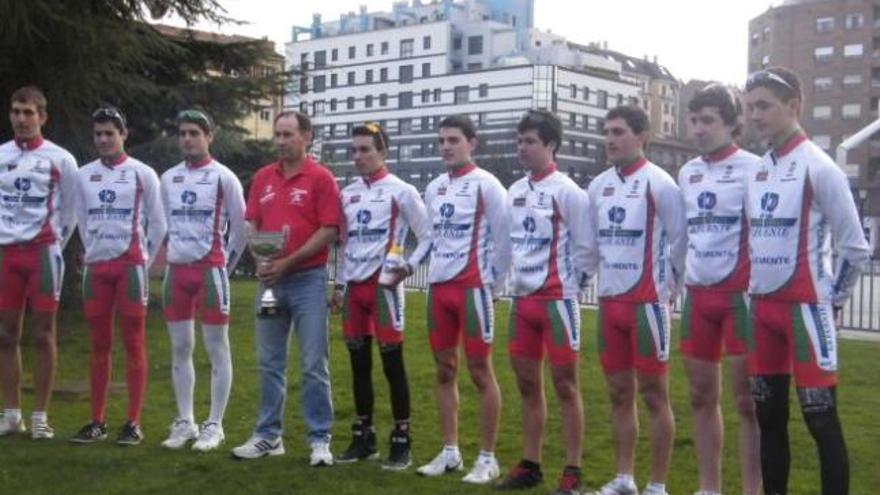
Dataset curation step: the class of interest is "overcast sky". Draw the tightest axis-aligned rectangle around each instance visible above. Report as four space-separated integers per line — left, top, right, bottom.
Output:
165 0 781 85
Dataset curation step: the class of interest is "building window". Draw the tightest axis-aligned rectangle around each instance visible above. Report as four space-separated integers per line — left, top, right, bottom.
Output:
814 135 832 150
433 88 442 102
365 69 373 83
814 46 834 61
330 74 338 88
466 62 482 70
842 103 861 118
423 36 431 49
380 68 388 82
761 54 770 67
816 16 835 33
597 90 607 109
618 94 624 106
399 91 413 109
454 85 469 104
453 36 462 50
751 32 760 47
843 74 862 86
663 122 669 133
314 50 326 68
313 100 324 116
399 65 413 83
365 95 373 108
347 71 355 85
346 97 355 110
845 13 864 29
583 86 590 101
570 84 577 98
366 44 374 57
329 98 337 112
399 119 412 134
468 35 483 55
844 43 863 57
813 105 832 120
422 62 431 77
763 26 770 41
569 113 576 126
299 101 308 114
313 75 326 93
478 83 488 98
421 116 430 130
814 76 833 91
260 109 271 122
421 89 430 103
400 38 414 58
331 48 338 61
379 94 388 107
348 46 356 59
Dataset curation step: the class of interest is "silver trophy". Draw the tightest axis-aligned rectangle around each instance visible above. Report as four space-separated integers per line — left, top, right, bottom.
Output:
249 227 289 318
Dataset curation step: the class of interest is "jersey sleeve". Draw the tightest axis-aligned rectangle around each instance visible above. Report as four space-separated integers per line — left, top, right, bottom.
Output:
315 171 343 229
483 179 512 294
581 182 600 285
244 169 264 226
57 153 79 248
401 184 432 271
653 176 687 300
74 170 89 248
221 169 248 273
332 192 349 286
813 164 871 305
141 166 166 269
562 184 593 289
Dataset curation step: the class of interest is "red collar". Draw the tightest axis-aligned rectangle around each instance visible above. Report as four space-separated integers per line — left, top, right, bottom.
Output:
273 156 317 179
529 162 557 182
772 131 807 159
101 153 128 167
448 162 477 178
702 143 739 164
363 167 389 185
15 136 44 151
616 156 648 178
186 155 213 169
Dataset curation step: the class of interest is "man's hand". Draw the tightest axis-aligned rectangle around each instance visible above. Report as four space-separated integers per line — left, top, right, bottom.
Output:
329 286 345 313
380 265 411 288
257 256 291 287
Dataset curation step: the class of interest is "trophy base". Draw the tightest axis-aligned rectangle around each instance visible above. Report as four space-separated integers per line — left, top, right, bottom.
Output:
258 306 287 319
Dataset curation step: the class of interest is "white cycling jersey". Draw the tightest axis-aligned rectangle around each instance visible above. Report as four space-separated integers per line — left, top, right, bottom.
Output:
160 157 246 270
507 165 591 299
76 155 166 266
423 164 511 289
0 138 77 247
335 168 431 284
746 133 870 305
585 157 687 303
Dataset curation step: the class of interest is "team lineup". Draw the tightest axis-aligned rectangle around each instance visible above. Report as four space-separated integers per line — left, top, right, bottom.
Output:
0 66 871 495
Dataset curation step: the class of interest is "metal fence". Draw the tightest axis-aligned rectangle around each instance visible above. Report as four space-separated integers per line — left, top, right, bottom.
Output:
328 250 880 333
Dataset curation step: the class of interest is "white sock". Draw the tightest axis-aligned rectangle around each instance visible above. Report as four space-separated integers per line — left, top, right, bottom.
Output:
478 450 495 461
31 411 47 423
168 320 196 423
616 473 635 485
646 481 666 493
201 323 232 425
4 409 21 422
443 444 460 459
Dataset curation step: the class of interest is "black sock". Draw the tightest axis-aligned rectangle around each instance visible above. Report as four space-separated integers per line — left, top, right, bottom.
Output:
752 374 791 495
347 336 373 421
798 386 849 495
380 342 410 422
519 459 541 474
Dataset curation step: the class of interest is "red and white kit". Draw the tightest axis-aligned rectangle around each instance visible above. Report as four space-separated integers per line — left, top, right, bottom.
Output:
0 137 78 312
585 157 686 374
746 133 870 387
160 157 246 324
335 168 431 344
678 144 758 361
506 164 591 365
423 164 511 358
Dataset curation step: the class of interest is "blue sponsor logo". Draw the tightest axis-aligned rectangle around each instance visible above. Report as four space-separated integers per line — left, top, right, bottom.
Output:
760 192 779 213
439 202 455 219
522 216 536 233
697 191 716 210
181 190 197 205
608 206 626 224
98 189 116 204
14 177 30 192
356 209 371 225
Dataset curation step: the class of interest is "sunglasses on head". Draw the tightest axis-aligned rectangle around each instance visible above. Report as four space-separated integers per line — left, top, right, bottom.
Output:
745 70 795 92
361 122 387 151
92 107 126 128
177 109 212 130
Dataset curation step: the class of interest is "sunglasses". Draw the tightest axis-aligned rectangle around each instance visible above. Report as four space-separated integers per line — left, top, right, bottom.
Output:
745 70 795 92
361 122 387 151
177 109 212 131
92 107 126 128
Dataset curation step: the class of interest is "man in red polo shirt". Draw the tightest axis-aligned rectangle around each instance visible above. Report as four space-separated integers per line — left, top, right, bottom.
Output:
232 111 341 467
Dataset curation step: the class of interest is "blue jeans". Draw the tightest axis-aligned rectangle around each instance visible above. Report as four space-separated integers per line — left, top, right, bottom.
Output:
252 267 333 444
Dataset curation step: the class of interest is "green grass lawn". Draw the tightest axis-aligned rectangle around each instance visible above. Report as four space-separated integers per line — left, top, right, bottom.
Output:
1 280 878 494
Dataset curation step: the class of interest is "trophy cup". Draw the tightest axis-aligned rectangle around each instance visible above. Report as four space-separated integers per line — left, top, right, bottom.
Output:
249 227 289 318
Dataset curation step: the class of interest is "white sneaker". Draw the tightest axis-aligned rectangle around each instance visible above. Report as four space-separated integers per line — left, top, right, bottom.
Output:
161 419 199 449
596 478 639 495
30 420 54 440
416 448 463 477
461 455 500 484
642 487 667 495
192 422 225 452
0 414 25 436
309 441 334 467
231 436 285 459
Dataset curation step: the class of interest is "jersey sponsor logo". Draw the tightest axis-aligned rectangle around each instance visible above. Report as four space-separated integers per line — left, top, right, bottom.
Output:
602 186 615 196
433 203 470 239
439 202 455 218
755 170 768 182
513 197 526 207
196 170 212 184
259 192 275 204
599 206 642 245
512 216 551 253
90 174 102 182
760 192 779 213
350 194 360 204
289 187 308 205
689 174 703 184
14 177 31 192
355 209 372 224
181 190 197 205
522 216 536 233
751 192 795 238
348 209 386 241
173 175 184 183
696 191 716 210
437 186 447 195
370 188 386 202
608 206 626 224
2 162 16 172
99 189 116 204
114 169 130 183
88 189 132 218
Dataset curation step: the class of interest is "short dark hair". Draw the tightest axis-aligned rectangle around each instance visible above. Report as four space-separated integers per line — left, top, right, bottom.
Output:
352 122 390 152
605 105 650 134
688 83 742 134
177 108 214 134
438 114 477 140
517 109 563 154
745 66 801 102
92 106 127 132
11 86 47 114
274 110 312 134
